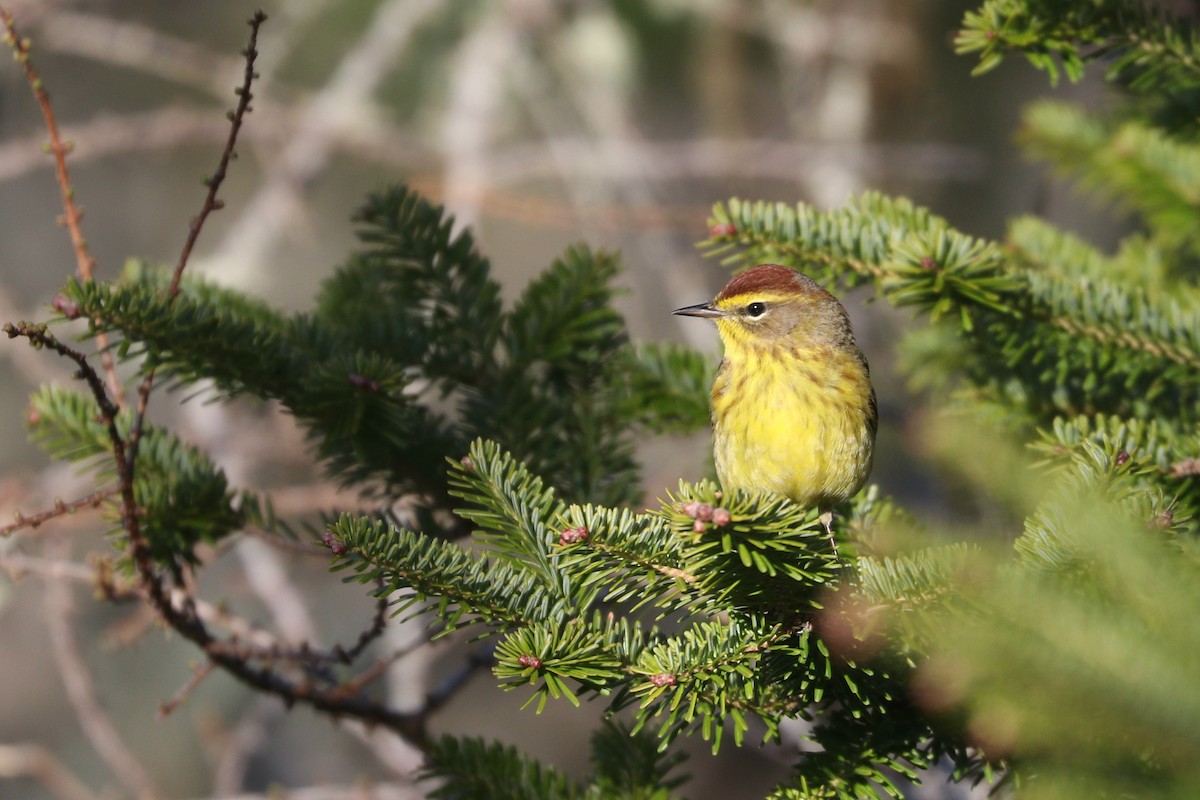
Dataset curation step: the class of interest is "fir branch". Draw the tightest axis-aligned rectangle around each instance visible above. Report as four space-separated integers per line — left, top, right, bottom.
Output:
664 482 841 613
701 193 945 288
448 439 566 587
424 736 581 800
1016 440 1183 572
328 514 569 631
493 616 628 711
1018 101 1200 257
553 502 698 612
854 545 978 655
956 0 1200 90
588 720 689 798
334 185 504 388
65 272 461 498
630 616 787 753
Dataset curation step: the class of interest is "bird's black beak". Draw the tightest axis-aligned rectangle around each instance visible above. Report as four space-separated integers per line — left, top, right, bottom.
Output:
672 302 725 319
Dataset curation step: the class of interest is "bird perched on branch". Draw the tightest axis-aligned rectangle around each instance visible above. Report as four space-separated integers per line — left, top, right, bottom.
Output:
673 263 877 541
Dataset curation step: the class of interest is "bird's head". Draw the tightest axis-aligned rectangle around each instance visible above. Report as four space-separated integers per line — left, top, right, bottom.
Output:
673 264 854 352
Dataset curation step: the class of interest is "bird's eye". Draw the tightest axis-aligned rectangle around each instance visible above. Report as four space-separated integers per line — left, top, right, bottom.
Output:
746 302 767 318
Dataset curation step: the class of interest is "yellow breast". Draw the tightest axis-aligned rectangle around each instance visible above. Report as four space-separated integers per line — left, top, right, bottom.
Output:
710 341 875 509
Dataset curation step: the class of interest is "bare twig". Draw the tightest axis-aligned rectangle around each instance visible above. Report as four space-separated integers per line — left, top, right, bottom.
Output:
0 551 93 583
125 9 266 475
0 8 123 405
0 11 93 279
205 0 442 289
44 542 159 799
159 659 216 719
0 487 117 538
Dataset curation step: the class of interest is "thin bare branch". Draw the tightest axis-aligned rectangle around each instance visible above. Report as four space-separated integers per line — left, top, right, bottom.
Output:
125 9 267 478
159 659 216 719
0 487 116 538
0 10 93 279
205 0 442 289
0 8 123 405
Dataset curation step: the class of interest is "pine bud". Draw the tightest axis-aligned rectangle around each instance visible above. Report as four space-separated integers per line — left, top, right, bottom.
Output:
712 507 731 527
708 222 736 237
321 531 347 555
1149 509 1174 529
52 294 79 319
694 503 714 522
518 654 543 669
649 673 676 687
1115 450 1131 466
692 519 706 533
559 526 589 545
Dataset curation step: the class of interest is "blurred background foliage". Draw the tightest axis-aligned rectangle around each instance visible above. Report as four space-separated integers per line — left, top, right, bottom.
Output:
0 0 1155 798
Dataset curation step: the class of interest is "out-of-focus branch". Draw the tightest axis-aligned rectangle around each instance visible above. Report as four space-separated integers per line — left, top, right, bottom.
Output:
201 783 424 800
44 543 159 799
39 11 240 100
440 5 518 232
0 744 100 800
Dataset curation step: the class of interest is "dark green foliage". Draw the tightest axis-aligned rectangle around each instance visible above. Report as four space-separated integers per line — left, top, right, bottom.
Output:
60 187 706 514
618 343 713 434
425 736 582 800
424 722 687 800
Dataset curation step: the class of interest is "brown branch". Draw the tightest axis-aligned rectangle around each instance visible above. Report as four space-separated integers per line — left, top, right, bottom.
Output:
0 7 124 406
0 10 92 280
0 487 117 538
169 14 264 299
159 659 216 719
124 9 266 471
331 581 390 663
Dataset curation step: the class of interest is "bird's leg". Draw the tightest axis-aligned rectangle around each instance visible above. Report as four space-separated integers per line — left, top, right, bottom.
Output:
819 509 840 561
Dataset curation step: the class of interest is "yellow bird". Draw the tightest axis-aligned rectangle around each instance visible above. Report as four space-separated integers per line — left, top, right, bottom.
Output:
673 263 877 538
